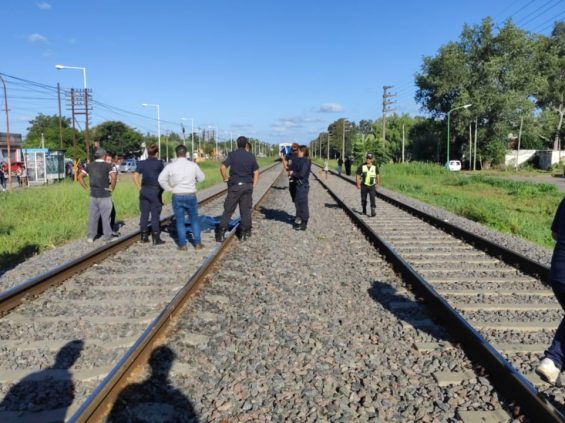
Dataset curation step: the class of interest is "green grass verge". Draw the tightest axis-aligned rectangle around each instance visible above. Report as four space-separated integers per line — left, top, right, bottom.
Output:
380 162 562 248
0 158 275 271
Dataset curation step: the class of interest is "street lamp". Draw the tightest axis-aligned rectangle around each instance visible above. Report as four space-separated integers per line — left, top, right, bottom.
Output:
55 64 87 89
446 104 472 166
142 103 161 159
181 117 194 159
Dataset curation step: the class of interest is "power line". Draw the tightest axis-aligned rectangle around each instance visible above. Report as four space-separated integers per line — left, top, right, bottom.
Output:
530 10 565 31
518 0 563 27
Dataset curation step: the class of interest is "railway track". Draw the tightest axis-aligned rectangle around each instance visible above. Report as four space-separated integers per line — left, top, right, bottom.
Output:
0 164 282 422
72 173 525 422
315 164 565 421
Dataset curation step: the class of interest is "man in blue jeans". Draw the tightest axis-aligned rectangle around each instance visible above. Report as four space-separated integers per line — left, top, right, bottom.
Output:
537 197 565 384
158 145 205 250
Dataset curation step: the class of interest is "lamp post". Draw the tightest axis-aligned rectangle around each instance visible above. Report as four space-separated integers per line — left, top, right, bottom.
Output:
446 104 472 166
142 103 161 158
181 117 194 159
55 64 87 88
0 75 12 191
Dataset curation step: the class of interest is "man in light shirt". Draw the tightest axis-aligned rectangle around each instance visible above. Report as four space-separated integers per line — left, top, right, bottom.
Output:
158 145 205 250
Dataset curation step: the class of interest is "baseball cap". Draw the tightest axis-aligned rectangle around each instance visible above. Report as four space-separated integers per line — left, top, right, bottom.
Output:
94 148 107 159
366 153 374 159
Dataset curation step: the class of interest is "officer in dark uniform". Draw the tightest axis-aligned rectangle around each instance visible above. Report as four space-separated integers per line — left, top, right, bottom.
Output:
215 136 260 242
355 153 380 216
289 145 311 230
281 143 300 224
133 143 165 244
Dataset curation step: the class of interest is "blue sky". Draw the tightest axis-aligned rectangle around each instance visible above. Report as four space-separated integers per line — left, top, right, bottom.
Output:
1 0 563 144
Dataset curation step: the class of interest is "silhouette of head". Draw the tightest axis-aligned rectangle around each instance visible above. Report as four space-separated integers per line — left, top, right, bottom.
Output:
54 340 84 369
148 346 176 381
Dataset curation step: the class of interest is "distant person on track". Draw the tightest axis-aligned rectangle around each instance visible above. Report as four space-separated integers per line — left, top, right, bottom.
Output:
337 156 344 175
215 136 259 242
537 198 565 384
97 154 119 238
289 145 311 231
355 153 380 217
158 144 205 250
322 160 329 180
281 143 300 219
344 155 352 176
134 143 165 245
78 148 118 243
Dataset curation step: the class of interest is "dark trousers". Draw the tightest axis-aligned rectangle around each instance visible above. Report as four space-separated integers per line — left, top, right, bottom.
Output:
139 187 163 234
345 165 352 176
361 184 376 209
289 180 297 202
220 183 253 231
545 241 565 368
295 184 309 221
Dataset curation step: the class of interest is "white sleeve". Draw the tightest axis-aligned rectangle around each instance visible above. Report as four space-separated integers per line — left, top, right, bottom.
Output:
158 166 172 191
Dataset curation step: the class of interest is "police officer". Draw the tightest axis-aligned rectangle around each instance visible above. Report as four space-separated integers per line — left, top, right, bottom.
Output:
281 143 300 224
133 143 165 245
289 145 311 230
215 136 260 242
355 153 380 216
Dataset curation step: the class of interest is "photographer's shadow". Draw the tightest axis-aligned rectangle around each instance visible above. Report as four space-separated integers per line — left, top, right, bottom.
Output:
108 345 199 422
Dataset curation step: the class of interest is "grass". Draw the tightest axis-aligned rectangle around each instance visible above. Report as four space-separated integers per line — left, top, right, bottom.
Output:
0 158 275 271
379 162 563 248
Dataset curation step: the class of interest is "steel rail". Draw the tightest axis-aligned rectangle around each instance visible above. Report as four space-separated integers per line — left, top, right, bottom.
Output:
70 169 281 422
0 162 280 315
313 164 550 282
313 170 564 422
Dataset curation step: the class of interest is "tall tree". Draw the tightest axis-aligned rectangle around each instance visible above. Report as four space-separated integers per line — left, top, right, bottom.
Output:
92 121 144 156
25 113 78 151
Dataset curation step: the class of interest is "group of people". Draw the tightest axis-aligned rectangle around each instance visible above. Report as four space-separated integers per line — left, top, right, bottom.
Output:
78 136 260 250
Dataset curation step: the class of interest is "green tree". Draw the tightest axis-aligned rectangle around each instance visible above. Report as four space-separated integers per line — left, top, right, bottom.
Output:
92 121 144 156
25 113 79 152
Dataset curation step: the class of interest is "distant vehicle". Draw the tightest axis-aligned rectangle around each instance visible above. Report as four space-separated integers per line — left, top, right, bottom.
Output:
119 159 137 173
448 160 462 171
1 161 25 176
279 143 292 158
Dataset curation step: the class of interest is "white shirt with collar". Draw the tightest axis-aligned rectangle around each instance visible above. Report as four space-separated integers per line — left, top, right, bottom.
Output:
158 157 205 194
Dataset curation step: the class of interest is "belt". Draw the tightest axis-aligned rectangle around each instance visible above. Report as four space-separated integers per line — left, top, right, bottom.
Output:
172 192 196 196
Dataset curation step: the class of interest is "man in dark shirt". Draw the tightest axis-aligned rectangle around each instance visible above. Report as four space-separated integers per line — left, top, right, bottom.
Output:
134 143 165 244
78 148 117 242
216 136 259 242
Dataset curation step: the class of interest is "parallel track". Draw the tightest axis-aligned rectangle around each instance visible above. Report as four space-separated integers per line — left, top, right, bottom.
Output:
314 164 564 422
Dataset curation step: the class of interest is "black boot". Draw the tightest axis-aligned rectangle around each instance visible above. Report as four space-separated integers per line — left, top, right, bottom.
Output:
215 227 226 242
298 220 308 231
152 232 165 245
362 205 367 215
371 208 376 217
293 217 302 229
140 230 150 243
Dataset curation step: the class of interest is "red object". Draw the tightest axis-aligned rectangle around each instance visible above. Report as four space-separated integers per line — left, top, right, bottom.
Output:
1 161 24 175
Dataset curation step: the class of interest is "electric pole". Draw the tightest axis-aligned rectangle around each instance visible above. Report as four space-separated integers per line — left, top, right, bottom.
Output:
382 85 396 142
57 83 63 149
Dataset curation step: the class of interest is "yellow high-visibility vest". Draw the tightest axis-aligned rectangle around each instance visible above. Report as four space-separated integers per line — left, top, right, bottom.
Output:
362 164 377 186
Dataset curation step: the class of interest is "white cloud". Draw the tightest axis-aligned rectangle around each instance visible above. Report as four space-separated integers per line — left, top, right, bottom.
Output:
28 33 48 43
318 103 344 113
36 1 51 9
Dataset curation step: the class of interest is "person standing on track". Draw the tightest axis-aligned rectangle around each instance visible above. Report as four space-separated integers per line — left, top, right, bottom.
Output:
337 156 344 176
344 155 352 176
355 153 380 217
537 198 565 384
158 145 205 250
215 136 259 242
289 145 311 231
77 148 117 242
134 143 165 245
281 143 300 223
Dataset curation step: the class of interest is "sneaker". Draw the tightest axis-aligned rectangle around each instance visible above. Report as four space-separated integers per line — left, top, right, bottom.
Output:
86 238 94 243
536 358 560 384
178 245 188 251
194 244 205 250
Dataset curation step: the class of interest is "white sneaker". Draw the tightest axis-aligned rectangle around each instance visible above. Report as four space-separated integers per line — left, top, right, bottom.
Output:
86 238 94 243
536 358 560 384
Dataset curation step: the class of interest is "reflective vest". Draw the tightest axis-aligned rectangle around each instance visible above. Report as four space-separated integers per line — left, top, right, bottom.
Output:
362 164 377 186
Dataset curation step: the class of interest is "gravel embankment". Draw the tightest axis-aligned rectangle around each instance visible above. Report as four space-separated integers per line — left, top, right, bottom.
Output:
107 175 507 422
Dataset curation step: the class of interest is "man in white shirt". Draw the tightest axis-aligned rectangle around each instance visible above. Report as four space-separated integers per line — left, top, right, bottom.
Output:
158 145 205 250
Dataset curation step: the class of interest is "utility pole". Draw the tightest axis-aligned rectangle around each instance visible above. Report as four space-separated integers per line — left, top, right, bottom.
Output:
473 118 478 171
70 89 77 150
402 124 405 163
84 88 91 162
469 123 472 170
516 116 523 171
0 75 12 191
57 83 63 149
327 132 330 162
382 85 396 142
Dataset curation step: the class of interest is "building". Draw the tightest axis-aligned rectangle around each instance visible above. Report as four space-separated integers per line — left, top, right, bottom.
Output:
0 132 23 163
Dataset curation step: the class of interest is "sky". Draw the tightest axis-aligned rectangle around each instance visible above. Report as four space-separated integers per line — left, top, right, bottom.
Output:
1 0 563 144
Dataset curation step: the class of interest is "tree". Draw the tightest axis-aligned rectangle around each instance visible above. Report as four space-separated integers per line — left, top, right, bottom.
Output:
92 121 144 156
25 114 79 152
